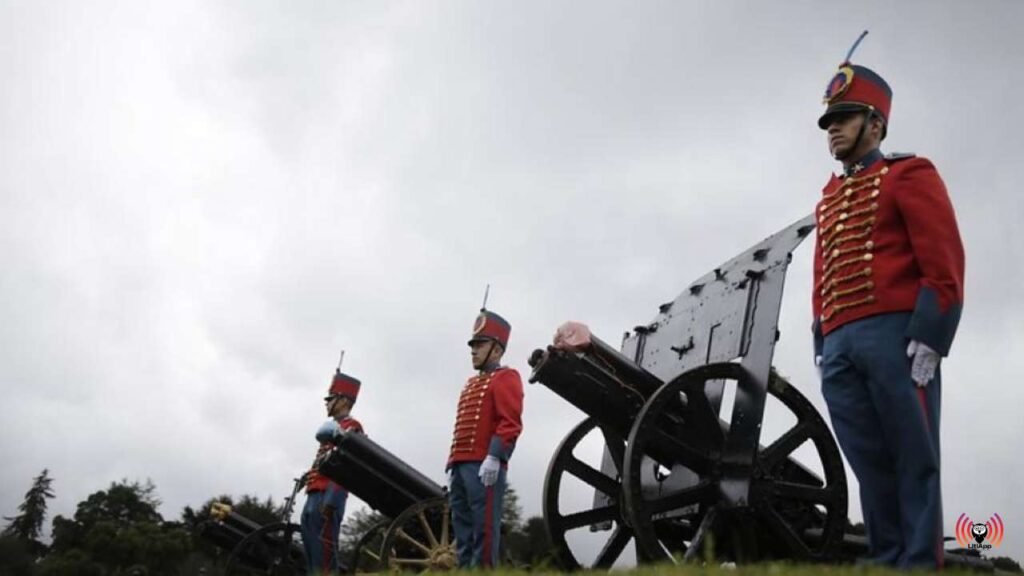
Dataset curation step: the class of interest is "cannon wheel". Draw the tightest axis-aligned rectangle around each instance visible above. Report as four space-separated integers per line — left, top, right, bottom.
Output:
543 416 689 569
349 519 389 573
380 495 456 571
224 521 305 576
623 362 847 564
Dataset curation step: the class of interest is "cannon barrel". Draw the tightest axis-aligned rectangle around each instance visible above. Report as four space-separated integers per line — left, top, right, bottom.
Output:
198 518 250 552
528 336 665 441
586 335 665 396
318 431 444 520
198 506 304 569
209 502 262 533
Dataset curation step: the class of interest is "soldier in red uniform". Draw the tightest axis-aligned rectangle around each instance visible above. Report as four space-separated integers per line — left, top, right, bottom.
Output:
447 309 524 568
812 33 965 570
302 368 364 575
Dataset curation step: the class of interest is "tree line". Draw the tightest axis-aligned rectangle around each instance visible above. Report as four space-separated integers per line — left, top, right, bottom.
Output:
6 469 1020 574
0 469 556 575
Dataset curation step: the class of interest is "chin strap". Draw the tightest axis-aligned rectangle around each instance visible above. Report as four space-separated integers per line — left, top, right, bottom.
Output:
478 341 501 374
834 109 875 162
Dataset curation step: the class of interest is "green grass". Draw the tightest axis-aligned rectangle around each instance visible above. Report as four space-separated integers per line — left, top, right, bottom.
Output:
477 563 989 576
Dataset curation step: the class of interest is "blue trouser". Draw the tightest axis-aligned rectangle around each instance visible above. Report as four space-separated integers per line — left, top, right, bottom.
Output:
300 490 347 575
448 461 507 568
821 312 943 570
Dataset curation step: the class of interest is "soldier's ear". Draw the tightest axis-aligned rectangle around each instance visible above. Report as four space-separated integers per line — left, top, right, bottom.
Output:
872 116 886 140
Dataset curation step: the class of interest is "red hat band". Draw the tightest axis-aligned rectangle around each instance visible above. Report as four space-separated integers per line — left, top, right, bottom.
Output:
819 64 892 129
469 310 511 348
328 370 361 399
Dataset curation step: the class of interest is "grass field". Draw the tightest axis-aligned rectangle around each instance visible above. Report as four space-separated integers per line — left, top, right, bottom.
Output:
482 562 1007 576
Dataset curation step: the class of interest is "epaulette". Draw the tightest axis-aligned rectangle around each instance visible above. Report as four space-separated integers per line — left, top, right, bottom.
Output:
885 152 916 162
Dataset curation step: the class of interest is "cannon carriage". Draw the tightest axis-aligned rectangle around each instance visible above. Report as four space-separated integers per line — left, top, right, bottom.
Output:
197 431 454 574
528 214 852 568
317 430 456 572
198 477 307 575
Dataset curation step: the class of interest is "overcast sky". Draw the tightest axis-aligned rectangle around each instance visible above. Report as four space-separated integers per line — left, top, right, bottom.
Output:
2 0 1023 564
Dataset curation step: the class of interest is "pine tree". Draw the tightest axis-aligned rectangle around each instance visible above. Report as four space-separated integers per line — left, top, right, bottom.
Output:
2 468 55 549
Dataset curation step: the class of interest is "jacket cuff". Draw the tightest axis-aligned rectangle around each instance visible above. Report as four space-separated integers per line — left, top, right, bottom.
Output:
906 286 962 357
488 435 514 461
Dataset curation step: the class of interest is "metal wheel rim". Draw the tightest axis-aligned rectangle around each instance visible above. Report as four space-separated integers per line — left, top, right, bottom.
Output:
224 521 305 576
542 417 636 570
623 363 740 564
350 519 390 573
623 363 847 564
380 496 455 572
753 370 848 561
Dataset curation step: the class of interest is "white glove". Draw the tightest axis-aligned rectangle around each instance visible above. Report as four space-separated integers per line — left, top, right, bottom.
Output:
479 455 501 487
814 355 823 380
315 419 342 443
906 340 940 387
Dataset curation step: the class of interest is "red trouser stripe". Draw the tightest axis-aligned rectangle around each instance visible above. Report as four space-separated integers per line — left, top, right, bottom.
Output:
915 386 944 570
322 507 334 572
483 486 494 567
915 387 931 434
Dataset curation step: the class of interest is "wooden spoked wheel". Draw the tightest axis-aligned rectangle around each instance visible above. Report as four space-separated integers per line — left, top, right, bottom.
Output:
224 521 305 576
349 519 389 573
380 496 456 571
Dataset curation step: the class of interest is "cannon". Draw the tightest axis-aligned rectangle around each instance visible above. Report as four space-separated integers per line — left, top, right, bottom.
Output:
528 214 848 568
317 431 456 572
198 477 307 575
197 432 452 575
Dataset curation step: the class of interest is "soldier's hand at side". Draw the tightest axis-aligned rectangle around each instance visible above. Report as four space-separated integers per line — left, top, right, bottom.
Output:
479 455 500 487
906 340 940 387
814 355 823 381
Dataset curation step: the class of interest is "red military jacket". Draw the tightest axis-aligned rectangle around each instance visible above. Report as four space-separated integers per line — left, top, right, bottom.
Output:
306 415 363 494
812 153 965 355
447 367 524 467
